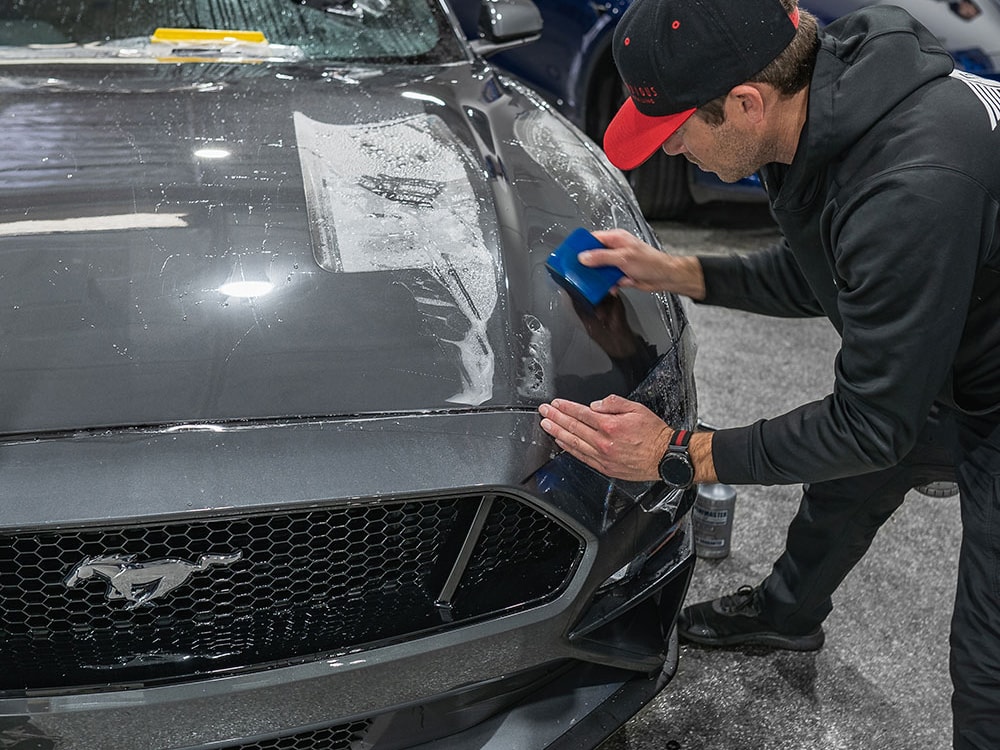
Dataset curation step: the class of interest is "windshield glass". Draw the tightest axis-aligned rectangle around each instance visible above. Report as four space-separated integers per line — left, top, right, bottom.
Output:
0 0 463 62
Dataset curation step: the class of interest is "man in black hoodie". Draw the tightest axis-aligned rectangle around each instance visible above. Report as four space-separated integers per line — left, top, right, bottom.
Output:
536 0 1000 746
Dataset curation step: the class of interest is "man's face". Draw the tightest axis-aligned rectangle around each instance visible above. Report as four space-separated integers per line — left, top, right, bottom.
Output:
660 108 766 183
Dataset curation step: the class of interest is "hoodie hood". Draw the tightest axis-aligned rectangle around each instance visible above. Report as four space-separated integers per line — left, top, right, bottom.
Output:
791 6 954 182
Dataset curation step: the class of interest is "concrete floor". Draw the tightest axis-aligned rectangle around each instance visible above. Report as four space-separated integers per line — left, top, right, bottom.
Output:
602 205 960 750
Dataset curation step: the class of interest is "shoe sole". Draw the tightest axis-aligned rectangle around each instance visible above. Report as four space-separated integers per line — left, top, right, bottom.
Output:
679 627 825 652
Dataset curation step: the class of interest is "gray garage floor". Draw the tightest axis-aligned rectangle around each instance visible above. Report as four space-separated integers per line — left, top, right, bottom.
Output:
602 205 959 750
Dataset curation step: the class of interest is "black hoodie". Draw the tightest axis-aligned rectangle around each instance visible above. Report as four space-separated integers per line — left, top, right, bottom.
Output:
698 6 1000 486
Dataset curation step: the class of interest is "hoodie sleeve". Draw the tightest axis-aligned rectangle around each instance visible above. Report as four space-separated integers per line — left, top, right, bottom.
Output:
698 238 827 318
709 167 985 486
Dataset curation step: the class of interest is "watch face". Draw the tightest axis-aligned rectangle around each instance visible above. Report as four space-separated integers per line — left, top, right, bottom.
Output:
659 453 694 488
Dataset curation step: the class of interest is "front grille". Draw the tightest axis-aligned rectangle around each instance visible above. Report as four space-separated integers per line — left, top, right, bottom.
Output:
0 493 582 692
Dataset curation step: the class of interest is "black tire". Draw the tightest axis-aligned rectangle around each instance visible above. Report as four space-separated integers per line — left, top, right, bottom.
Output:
586 62 694 221
627 151 694 220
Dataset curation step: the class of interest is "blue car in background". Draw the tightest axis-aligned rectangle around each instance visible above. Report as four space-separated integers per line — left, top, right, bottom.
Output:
456 0 1000 219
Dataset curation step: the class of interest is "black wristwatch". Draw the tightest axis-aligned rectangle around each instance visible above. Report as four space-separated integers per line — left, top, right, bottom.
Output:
658 429 695 489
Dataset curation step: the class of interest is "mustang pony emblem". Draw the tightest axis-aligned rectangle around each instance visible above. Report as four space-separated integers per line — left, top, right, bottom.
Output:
63 552 242 609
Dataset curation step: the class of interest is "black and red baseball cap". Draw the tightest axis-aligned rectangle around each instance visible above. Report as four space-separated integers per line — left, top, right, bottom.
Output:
604 0 800 171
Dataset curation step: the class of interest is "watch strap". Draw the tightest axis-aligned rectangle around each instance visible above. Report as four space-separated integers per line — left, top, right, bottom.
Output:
669 429 692 450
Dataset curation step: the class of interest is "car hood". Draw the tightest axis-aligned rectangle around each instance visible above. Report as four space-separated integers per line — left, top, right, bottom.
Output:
0 61 668 435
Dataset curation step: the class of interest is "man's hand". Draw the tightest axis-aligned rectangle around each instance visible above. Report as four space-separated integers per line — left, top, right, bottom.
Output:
581 229 707 301
538 394 671 482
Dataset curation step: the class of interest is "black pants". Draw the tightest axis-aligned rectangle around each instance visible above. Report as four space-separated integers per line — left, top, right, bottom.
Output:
756 405 1000 749
950 411 1000 750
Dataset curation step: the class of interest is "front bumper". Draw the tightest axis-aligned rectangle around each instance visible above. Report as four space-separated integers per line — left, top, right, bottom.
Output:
1 511 693 750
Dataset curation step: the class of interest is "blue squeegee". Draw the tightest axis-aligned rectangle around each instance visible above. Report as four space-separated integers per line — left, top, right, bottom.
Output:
545 228 625 306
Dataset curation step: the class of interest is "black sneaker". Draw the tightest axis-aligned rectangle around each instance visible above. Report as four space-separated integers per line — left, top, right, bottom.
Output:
678 585 825 651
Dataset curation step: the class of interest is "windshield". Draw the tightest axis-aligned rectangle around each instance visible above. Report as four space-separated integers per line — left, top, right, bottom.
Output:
0 0 464 62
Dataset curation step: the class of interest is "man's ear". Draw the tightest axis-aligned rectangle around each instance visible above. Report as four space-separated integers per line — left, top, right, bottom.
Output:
727 84 767 124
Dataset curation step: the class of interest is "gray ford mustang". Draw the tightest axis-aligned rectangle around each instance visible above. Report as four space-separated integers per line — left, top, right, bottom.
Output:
0 1 697 748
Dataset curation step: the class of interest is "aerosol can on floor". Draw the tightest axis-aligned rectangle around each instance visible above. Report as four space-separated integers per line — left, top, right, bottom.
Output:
692 482 737 558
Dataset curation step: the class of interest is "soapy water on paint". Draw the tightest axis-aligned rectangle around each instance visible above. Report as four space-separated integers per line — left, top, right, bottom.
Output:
294 111 497 406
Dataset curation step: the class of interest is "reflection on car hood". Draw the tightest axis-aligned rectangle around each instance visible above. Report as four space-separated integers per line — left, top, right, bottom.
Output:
0 63 657 435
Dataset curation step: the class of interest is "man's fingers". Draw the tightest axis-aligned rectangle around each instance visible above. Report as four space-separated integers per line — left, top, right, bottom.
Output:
589 393 635 414
540 399 635 466
577 248 622 268
552 434 603 466
542 418 601 464
545 398 606 429
539 401 607 456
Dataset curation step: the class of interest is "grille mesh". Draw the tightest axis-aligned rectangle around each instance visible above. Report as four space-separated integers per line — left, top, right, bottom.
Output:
0 494 581 692
211 721 372 750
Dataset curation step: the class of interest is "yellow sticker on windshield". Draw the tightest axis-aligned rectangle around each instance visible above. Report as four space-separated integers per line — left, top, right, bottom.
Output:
151 28 268 45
